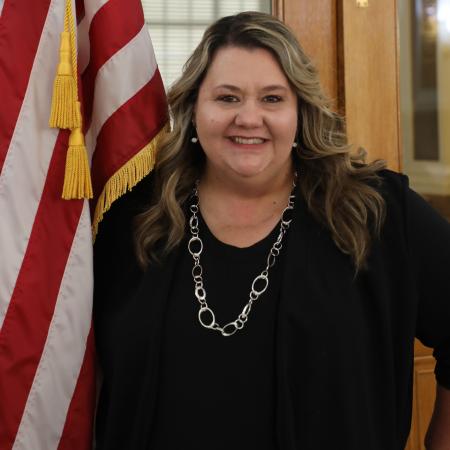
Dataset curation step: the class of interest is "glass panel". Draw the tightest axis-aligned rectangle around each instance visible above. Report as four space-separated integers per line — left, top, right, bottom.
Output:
412 0 439 160
142 0 272 89
399 0 450 220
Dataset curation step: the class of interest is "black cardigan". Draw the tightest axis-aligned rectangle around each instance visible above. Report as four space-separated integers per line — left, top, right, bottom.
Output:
93 170 450 450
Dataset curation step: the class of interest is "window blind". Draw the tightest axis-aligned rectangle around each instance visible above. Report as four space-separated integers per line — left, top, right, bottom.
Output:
141 0 271 88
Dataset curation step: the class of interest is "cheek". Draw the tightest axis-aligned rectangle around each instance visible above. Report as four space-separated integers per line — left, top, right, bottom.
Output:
197 108 225 133
196 113 228 156
208 118 225 131
272 115 298 140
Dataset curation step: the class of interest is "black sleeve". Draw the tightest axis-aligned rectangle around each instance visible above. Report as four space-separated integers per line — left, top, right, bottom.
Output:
405 177 450 389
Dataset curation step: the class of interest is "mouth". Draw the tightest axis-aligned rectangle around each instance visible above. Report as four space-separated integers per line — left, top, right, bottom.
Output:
228 136 268 145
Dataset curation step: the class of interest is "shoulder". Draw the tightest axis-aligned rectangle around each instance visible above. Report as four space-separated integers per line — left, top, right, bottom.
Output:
348 163 409 207
372 169 450 251
353 168 411 250
95 173 155 241
101 173 155 230
367 169 410 221
93 173 155 273
354 167 410 221
373 168 409 201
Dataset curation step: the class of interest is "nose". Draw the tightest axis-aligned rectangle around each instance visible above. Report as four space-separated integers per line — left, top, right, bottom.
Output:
234 100 264 128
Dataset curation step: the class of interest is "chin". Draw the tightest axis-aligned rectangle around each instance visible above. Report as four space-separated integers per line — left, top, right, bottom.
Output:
230 166 270 179
227 158 272 178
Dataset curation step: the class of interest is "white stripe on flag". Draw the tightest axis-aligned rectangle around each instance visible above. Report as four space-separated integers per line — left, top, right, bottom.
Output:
0 0 64 330
85 24 157 157
12 201 93 450
78 0 110 73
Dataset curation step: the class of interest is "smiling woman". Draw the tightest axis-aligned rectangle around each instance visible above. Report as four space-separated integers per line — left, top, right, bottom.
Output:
93 11 450 450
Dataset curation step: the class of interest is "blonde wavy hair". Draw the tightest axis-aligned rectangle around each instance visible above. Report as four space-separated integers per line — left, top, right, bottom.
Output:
135 11 386 271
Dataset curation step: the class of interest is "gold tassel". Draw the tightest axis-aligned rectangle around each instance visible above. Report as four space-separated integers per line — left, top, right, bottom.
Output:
62 120 93 200
49 31 80 129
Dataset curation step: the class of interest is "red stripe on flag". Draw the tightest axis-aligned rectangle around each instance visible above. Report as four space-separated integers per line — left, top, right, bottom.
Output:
91 70 167 200
0 130 84 448
76 0 85 23
58 325 95 450
0 0 51 172
81 0 145 128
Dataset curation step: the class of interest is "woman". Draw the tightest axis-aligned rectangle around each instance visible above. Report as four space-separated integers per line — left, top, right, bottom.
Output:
93 11 450 450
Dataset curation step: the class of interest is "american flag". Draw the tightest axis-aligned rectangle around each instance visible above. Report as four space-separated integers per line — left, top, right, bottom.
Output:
0 0 167 448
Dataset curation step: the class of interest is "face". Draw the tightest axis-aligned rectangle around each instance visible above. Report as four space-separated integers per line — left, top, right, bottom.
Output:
193 46 298 183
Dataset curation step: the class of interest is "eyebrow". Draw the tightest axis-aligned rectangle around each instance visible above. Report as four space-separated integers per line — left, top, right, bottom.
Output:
213 84 289 93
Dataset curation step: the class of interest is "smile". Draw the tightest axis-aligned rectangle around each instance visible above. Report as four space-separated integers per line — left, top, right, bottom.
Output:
229 136 267 144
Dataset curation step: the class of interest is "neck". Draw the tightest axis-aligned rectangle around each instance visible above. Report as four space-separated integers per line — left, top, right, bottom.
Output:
197 162 295 239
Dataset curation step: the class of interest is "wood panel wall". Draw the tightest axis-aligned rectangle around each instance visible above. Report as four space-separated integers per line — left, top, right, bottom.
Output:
339 0 401 170
272 0 401 170
273 0 339 104
406 342 437 450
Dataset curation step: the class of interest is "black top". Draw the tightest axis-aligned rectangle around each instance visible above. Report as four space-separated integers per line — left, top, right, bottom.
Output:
93 170 450 450
149 213 282 449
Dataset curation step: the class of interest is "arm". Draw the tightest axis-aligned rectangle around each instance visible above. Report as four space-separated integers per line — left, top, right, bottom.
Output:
425 384 450 450
402 180 450 449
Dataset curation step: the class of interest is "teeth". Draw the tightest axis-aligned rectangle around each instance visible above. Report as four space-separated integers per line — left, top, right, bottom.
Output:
231 136 265 144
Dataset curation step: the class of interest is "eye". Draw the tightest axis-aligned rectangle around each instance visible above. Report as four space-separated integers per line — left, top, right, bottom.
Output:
263 95 282 103
216 95 239 103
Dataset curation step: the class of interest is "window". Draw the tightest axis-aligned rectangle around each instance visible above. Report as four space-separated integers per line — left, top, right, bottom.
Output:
142 0 271 88
399 0 450 219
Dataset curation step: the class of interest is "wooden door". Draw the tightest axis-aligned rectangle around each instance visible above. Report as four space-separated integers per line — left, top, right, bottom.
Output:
272 1 435 448
273 0 401 169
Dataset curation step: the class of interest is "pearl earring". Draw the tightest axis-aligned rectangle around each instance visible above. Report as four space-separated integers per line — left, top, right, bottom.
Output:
292 142 298 148
191 118 198 143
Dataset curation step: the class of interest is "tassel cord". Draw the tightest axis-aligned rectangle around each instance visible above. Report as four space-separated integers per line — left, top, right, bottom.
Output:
66 0 79 102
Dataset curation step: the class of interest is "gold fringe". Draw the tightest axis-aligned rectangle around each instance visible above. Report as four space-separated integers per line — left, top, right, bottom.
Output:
62 127 93 199
91 127 167 241
49 31 80 129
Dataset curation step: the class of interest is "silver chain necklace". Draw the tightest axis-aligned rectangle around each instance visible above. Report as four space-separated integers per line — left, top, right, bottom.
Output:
187 176 296 337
